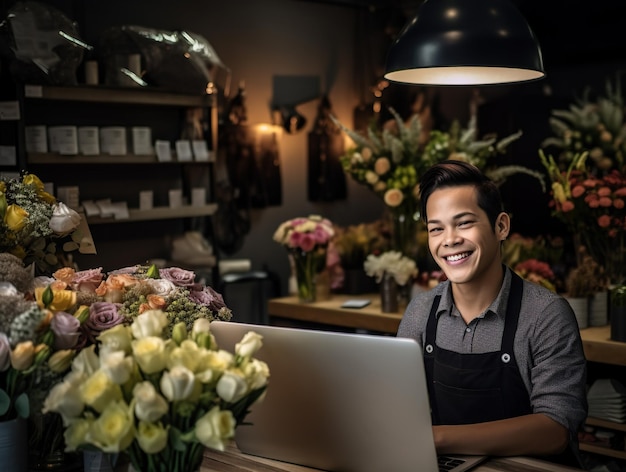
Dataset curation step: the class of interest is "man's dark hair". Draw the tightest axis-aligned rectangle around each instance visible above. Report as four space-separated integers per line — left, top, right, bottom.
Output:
419 160 505 230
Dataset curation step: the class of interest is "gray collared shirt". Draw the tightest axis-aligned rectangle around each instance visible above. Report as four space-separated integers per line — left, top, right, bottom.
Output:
397 267 588 439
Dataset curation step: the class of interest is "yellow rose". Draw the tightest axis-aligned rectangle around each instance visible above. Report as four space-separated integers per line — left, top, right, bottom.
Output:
5 204 28 231
35 287 77 312
136 421 168 454
10 341 35 371
23 173 56 204
131 337 168 374
80 370 123 413
86 400 135 452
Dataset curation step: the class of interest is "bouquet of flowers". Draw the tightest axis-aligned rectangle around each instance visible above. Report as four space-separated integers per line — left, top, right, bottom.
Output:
0 173 95 275
513 258 557 292
363 250 418 287
42 309 269 472
540 150 626 284
332 221 388 271
273 215 335 302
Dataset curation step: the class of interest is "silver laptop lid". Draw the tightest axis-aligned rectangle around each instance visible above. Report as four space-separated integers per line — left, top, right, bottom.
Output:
210 321 440 472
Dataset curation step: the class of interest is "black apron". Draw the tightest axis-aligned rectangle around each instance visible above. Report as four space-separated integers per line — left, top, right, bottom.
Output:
423 272 583 468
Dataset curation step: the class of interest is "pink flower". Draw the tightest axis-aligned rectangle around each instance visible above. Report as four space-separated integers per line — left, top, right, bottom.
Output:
560 201 575 212
598 197 613 207
72 267 104 292
50 312 81 349
597 215 612 228
571 185 586 198
85 302 125 339
159 267 197 288
188 286 226 312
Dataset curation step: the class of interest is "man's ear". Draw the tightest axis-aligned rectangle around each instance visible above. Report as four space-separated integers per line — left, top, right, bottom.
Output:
496 212 511 241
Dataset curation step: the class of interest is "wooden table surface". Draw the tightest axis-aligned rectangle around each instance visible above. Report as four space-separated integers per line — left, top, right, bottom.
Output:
201 443 584 471
268 295 626 367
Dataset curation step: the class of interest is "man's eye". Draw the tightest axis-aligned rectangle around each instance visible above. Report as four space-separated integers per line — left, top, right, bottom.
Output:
428 227 443 234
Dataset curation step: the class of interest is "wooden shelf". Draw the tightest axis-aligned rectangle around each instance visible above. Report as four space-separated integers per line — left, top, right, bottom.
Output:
580 325 626 367
27 153 214 165
587 417 626 432
86 204 217 224
23 84 211 107
580 442 626 460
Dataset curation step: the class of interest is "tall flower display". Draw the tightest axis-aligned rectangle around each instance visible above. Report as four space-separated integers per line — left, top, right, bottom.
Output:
273 215 334 303
541 76 626 285
333 109 544 262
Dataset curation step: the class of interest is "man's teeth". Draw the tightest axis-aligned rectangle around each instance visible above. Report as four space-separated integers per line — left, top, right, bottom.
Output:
446 252 470 262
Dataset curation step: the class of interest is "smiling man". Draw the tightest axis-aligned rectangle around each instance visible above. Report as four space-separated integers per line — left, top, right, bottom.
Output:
397 160 587 467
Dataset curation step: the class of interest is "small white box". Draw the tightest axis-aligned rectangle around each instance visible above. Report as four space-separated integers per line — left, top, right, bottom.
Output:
132 127 153 155
191 187 206 207
48 126 78 155
78 127 100 155
100 127 127 155
139 190 153 211
24 125 48 153
168 189 183 208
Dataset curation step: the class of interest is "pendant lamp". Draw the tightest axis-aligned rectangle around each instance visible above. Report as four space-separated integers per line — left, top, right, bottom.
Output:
384 0 545 86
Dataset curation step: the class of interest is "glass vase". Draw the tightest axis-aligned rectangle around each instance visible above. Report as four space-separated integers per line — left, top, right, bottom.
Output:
389 201 420 260
290 246 327 303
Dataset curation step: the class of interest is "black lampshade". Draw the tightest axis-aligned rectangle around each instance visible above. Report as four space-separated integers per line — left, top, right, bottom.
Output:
384 0 545 86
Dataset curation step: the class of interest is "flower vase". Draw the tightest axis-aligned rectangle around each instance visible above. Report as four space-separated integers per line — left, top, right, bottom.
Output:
380 272 399 313
29 411 82 471
290 247 327 303
0 418 28 472
565 297 589 329
589 291 608 327
84 450 118 472
123 444 205 472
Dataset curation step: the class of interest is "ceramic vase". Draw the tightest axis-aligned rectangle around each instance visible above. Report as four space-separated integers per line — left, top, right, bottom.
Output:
565 296 589 329
589 291 608 327
0 417 28 472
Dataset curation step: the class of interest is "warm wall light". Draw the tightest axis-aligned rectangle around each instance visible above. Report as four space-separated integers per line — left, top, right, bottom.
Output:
384 0 545 86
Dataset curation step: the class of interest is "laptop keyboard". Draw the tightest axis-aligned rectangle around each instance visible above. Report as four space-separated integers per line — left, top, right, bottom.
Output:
438 455 466 471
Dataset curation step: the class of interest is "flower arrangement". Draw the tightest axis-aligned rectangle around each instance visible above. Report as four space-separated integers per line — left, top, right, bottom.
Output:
0 257 234 465
540 150 626 284
273 215 335 302
513 259 557 292
565 253 609 298
0 173 94 275
542 76 626 173
41 309 269 472
363 250 418 287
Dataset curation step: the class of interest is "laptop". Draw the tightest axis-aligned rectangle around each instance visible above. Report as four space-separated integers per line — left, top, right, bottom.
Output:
210 321 487 472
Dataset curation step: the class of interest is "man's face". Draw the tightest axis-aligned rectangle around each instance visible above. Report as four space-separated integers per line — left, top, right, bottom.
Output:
425 185 507 285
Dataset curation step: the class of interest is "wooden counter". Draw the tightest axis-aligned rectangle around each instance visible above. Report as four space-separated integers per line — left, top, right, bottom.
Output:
268 296 626 367
201 443 584 471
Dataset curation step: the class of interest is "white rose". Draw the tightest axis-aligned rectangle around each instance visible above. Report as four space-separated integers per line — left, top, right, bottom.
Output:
235 332 263 358
160 365 197 401
99 350 133 384
216 370 249 403
195 406 235 451
133 381 169 422
43 380 85 423
49 202 81 236
137 421 168 454
167 340 201 372
243 358 270 391
131 310 169 339
144 278 177 298
98 325 133 355
192 318 212 336
71 345 100 376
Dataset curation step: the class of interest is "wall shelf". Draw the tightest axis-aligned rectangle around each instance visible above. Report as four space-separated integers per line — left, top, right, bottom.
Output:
86 204 217 224
27 153 213 165
24 84 211 107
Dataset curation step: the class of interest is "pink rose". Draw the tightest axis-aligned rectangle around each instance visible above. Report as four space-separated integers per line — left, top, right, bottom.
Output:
72 267 105 292
159 267 197 287
188 286 227 312
51 312 81 349
86 302 125 339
